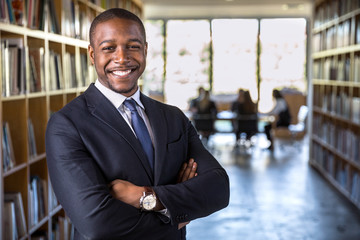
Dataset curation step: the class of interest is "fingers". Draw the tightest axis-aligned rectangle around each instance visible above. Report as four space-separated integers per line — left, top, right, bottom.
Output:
187 160 197 179
178 158 197 183
178 221 190 229
109 179 121 188
176 162 188 183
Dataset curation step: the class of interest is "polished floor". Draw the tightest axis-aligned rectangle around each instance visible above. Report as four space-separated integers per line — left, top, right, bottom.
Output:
186 133 360 240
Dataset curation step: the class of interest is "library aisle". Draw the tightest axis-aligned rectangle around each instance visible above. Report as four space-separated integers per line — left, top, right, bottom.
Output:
187 133 360 240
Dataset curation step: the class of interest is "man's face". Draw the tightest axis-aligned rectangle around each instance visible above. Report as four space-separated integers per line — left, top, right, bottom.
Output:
88 18 147 97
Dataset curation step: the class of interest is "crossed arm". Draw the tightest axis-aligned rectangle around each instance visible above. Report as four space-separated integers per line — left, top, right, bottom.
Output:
109 158 198 229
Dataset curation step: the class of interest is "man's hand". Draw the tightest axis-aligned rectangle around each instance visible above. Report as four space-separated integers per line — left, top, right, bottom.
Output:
176 158 198 229
109 179 143 208
177 158 197 183
109 158 198 229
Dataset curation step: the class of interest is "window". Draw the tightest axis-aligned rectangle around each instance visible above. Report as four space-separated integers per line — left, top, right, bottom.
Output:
165 20 211 110
259 18 307 112
144 18 307 112
142 20 165 98
212 19 258 102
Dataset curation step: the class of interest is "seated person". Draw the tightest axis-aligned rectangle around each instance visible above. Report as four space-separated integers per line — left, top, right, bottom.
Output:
190 90 217 141
189 86 205 112
231 89 258 143
263 89 291 150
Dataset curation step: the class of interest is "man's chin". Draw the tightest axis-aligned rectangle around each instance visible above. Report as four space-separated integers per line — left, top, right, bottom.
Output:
110 84 138 96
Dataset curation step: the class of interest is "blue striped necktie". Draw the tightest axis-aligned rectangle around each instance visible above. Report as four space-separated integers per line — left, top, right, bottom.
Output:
123 99 154 170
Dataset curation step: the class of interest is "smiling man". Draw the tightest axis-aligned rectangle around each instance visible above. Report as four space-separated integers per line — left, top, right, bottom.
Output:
45 8 229 240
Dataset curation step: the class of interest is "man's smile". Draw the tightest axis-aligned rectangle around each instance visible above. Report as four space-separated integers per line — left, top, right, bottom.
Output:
112 69 132 77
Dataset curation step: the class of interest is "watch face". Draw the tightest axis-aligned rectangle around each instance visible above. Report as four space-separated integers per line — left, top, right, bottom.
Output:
143 194 156 210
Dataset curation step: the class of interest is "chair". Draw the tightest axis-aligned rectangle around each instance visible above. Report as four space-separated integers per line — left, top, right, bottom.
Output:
272 105 308 149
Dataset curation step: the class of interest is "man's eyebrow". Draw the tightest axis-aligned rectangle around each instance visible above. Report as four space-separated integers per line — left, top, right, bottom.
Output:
98 38 144 47
128 38 143 44
98 39 115 47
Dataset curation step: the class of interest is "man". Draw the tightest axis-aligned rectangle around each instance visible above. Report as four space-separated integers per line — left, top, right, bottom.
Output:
46 8 229 240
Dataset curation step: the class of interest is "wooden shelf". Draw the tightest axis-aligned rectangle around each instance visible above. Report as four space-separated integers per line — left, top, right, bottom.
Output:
0 0 143 239
313 8 360 33
312 44 360 59
310 161 360 208
310 0 360 211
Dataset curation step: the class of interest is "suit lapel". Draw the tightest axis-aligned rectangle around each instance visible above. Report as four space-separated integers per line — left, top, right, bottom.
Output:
84 84 154 182
140 94 167 185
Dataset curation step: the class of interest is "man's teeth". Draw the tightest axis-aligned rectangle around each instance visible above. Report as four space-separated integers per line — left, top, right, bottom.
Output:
113 70 131 76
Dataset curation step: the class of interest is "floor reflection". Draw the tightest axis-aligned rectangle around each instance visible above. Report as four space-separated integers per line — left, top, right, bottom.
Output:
186 133 360 240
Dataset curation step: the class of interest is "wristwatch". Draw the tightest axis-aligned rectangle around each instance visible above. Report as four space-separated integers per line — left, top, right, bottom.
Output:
139 186 157 211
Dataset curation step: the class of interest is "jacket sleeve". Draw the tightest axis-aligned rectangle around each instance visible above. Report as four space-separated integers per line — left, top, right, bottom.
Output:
45 112 178 240
153 116 230 225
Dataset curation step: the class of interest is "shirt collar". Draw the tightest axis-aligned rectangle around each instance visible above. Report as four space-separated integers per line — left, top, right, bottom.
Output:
94 79 144 110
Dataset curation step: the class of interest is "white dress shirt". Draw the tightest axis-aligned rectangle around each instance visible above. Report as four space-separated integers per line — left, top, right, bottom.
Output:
94 80 154 144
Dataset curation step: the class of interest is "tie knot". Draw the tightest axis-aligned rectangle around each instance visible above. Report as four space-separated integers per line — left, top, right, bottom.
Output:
124 99 137 112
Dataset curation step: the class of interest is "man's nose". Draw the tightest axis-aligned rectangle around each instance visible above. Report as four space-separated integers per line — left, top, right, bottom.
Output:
113 47 129 63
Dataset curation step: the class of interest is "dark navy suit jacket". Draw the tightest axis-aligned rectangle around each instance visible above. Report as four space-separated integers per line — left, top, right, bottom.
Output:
45 84 229 240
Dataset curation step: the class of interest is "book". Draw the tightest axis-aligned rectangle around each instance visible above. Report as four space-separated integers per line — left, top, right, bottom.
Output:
10 0 24 25
64 52 77 88
49 182 59 210
4 192 27 238
78 10 88 40
28 118 37 157
26 0 33 27
352 173 360 203
355 55 360 83
0 0 9 22
80 53 88 87
357 17 360 44
2 121 16 172
29 47 45 92
5 0 15 24
62 0 75 37
351 97 360 124
54 53 63 89
37 0 46 30
49 50 63 90
30 176 39 226
48 0 60 34
4 201 18 240
343 20 351 47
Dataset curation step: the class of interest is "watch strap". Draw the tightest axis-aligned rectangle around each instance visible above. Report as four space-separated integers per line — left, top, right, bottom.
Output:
144 186 153 193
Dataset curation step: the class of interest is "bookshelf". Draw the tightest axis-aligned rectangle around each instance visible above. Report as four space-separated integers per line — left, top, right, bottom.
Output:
0 0 143 239
311 0 360 210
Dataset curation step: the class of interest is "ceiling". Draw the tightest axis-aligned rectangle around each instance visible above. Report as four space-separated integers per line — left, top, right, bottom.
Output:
141 0 314 19
142 0 313 6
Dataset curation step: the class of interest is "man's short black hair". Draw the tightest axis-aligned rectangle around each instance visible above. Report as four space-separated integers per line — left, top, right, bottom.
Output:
89 8 146 46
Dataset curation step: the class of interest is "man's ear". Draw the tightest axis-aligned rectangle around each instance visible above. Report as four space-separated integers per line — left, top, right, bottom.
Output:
88 44 95 65
144 42 148 57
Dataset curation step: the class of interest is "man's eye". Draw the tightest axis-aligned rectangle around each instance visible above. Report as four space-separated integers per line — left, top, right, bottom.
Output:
129 45 140 49
102 46 114 51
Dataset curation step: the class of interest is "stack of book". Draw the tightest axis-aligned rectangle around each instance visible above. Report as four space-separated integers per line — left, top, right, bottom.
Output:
29 175 48 227
1 38 26 97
